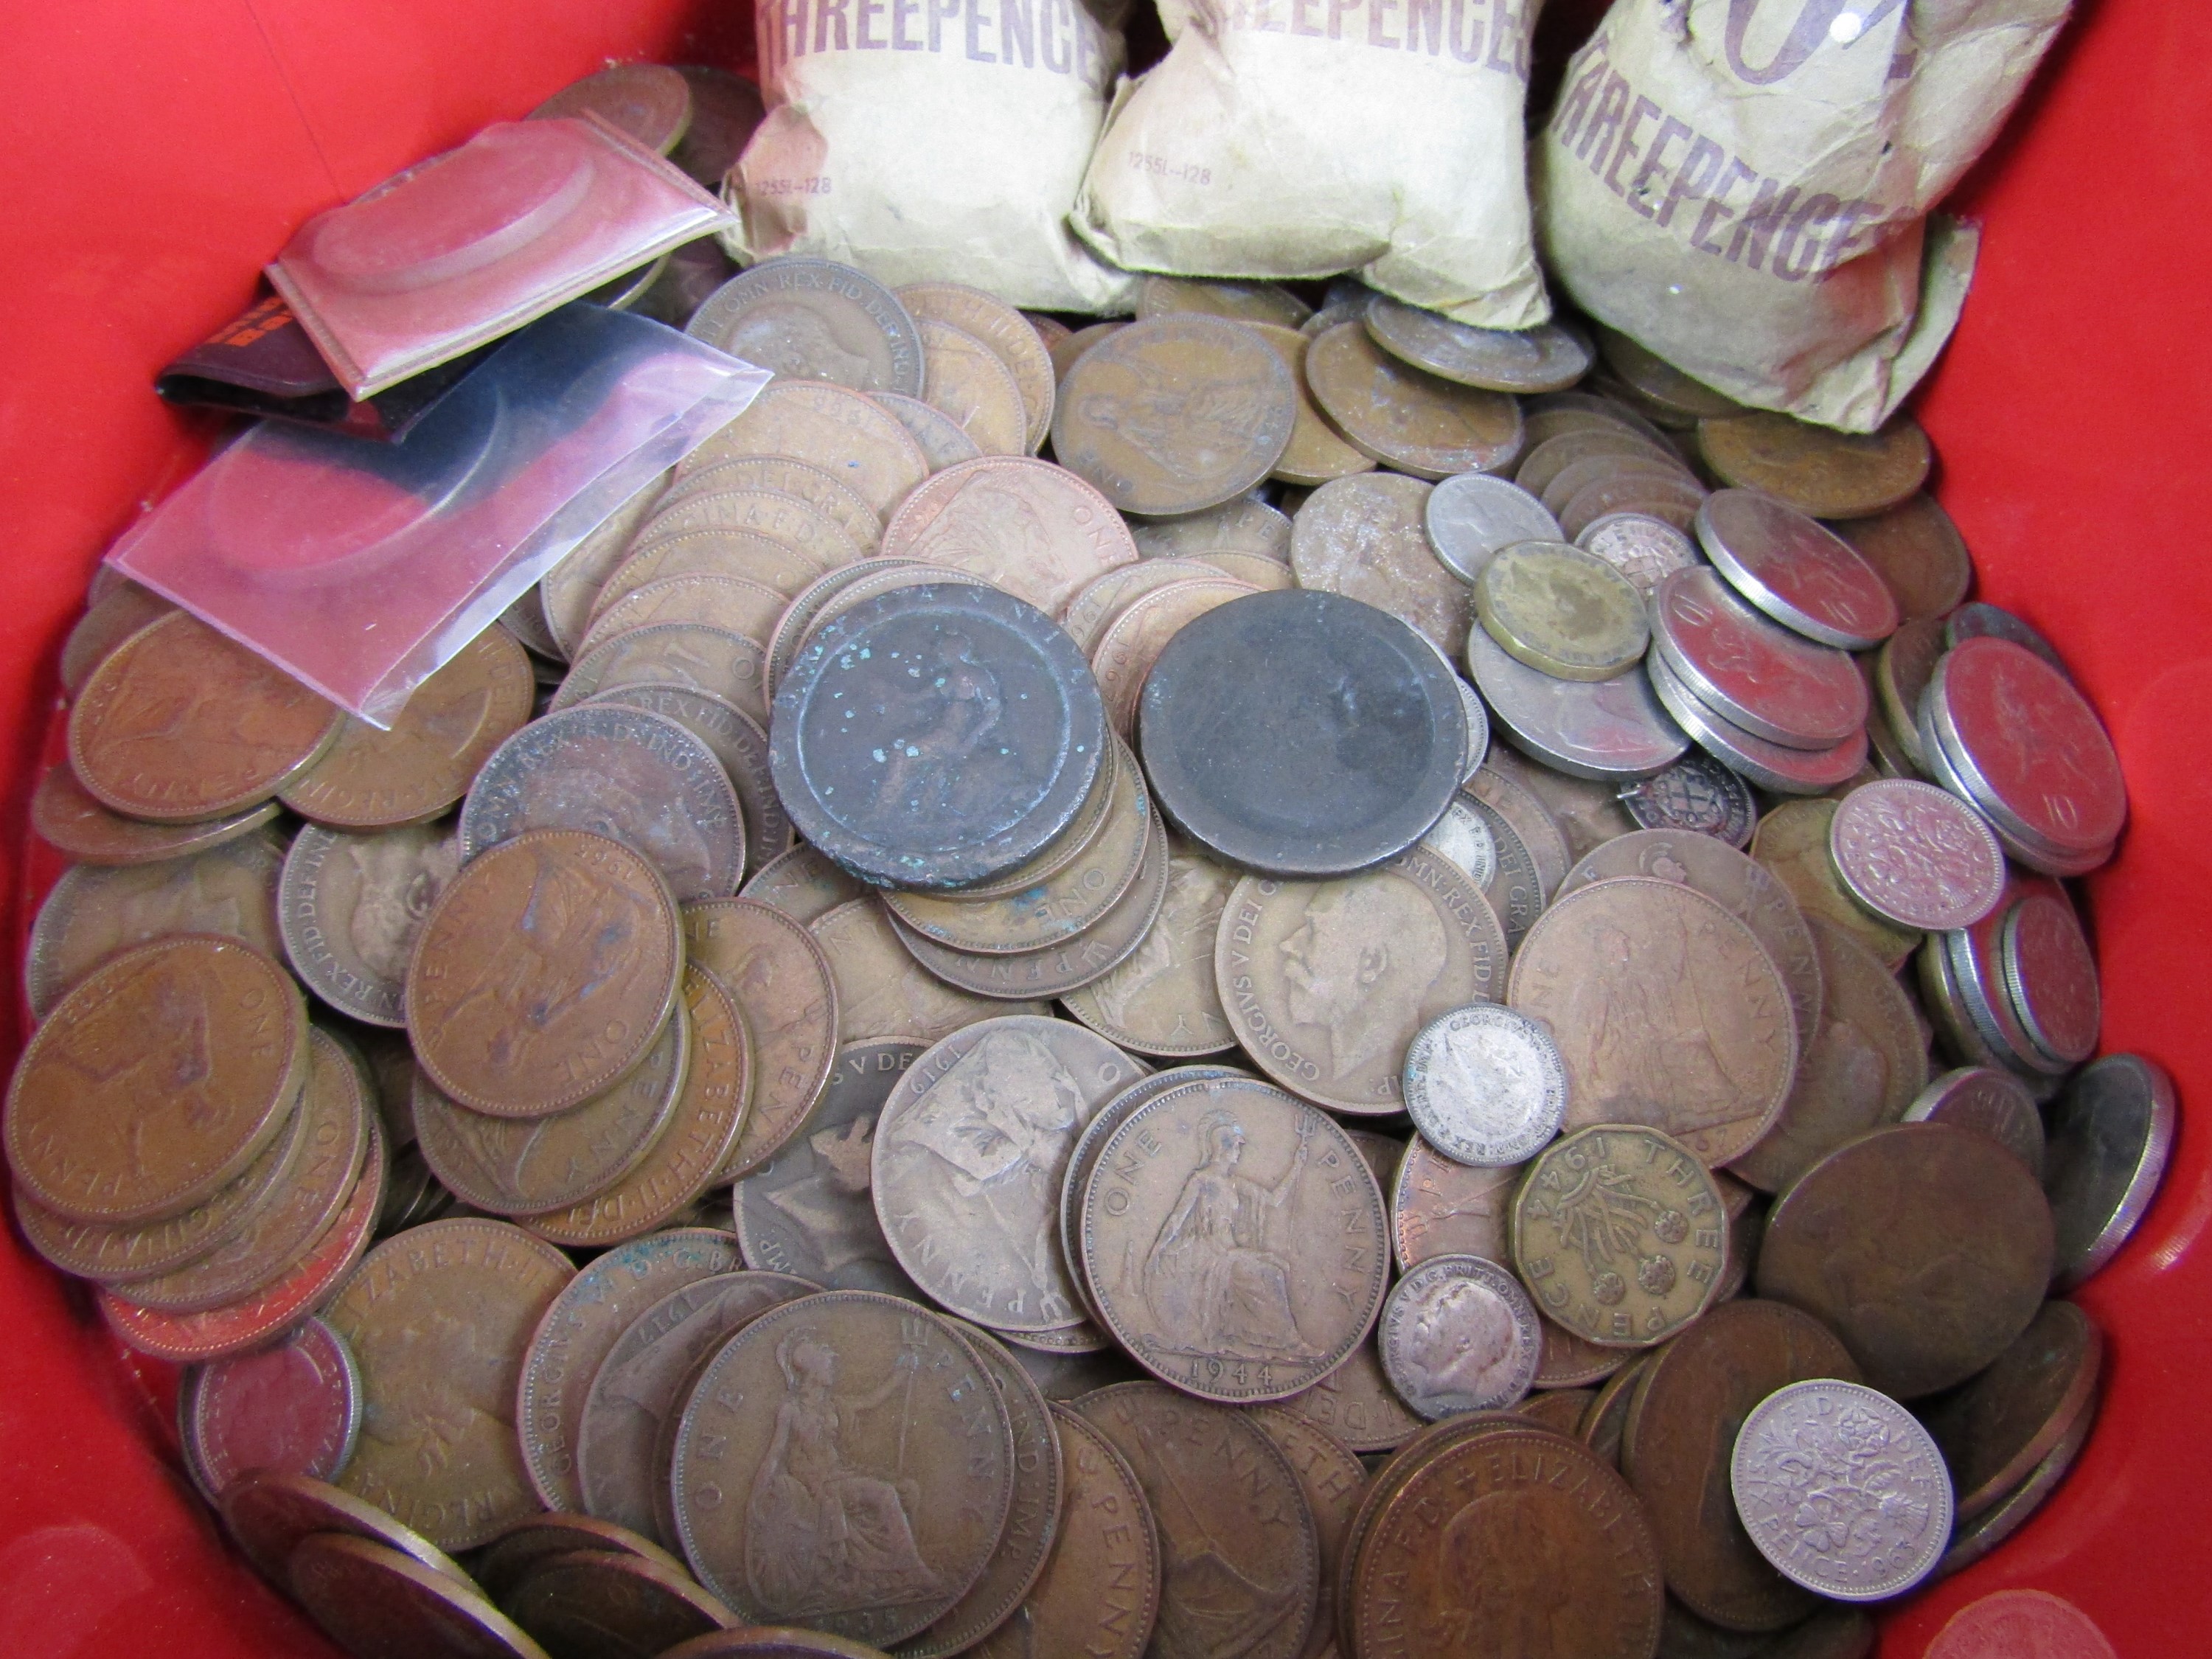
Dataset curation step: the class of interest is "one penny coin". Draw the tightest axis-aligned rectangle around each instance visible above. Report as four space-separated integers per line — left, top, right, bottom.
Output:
899 282 1057 452
1248 1406 1367 1659
1390 1137 1518 1271
553 619 773 726
878 390 988 471
1697 412 1931 519
1138 275 1312 329
1304 321 1522 479
291 1533 550 1659
739 843 867 924
472 1512 689 1601
882 455 1138 616
588 684 793 880
501 1550 735 1656
681 379 929 518
915 317 1029 456
1828 493 1973 621
1130 496 1292 563
686 257 925 396
577 572 789 660
811 897 1046 1042
1290 472 1468 655
659 455 882 554
28 762 278 867
219 1467 468 1587
181 1315 361 1501
1062 843 1238 1058
1366 297 1591 393
280 821 460 1027
1279 1336 1425 1454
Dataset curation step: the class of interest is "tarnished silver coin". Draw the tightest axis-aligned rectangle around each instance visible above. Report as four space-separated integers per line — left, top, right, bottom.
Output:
459 704 745 902
1617 752 1758 847
2045 1053 2176 1289
1652 567 1868 750
686 256 925 396
1732 1380 1952 1602
1904 1068 2046 1177
1465 623 1688 782
1420 796 1498 889
1577 511 1702 598
1364 296 1591 392
2000 889 2102 1067
1422 473 1564 581
280 821 462 1026
1378 1253 1542 1419
1828 779 2005 931
1401 1005 1568 1168
1695 490 1900 650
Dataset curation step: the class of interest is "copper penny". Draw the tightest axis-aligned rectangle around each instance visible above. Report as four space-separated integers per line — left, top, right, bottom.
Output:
873 391 986 471
181 1315 362 1500
1696 412 1931 519
1349 1422 1663 1659
1827 493 1972 622
811 896 1043 1041
686 257 922 393
58 578 174 695
588 529 834 627
1091 574 1261 738
670 1290 1016 1646
1304 321 1522 479
29 762 278 866
531 60 692 149
1130 497 1293 563
280 625 535 828
1072 1381 1318 1659
739 844 868 924
1519 1387 1597 1438
517 1229 747 1512
1512 1124 1728 1349
880 454 1139 616
1063 842 1238 1059
1390 1137 1519 1271
682 897 840 1180
7 933 307 1224
473 1512 689 1601
26 827 286 1019
1536 1314 1634 1389
1509 878 1798 1165
578 573 790 661
219 1467 467 1586
1466 763 1573 898
1577 1354 1651 1468
552 620 773 727
913 317 1029 457
1280 1338 1424 1454
541 477 674 659
1917 1298 2102 1521
680 380 930 518
280 821 459 1027
659 456 882 554
330 1216 577 1549
291 1532 550 1659
634 487 866 575
69 610 341 821
1594 326 1744 422
1620 1298 1861 1631
667 1631 929 1658
1751 799 1922 970
1756 1122 2054 1397
585 683 794 880
406 829 684 1119
1289 472 1469 656
1249 1405 1367 1659
900 283 1057 453
1368 299 1590 394
1932 1397 2095 1582
1244 321 1376 487
1138 276 1312 328
504 1548 736 1655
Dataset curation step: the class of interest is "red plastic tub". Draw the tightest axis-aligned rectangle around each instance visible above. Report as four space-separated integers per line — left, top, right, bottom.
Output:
0 3 2205 1655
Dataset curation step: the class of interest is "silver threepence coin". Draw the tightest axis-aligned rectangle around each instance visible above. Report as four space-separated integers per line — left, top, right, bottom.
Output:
1402 1004 1568 1167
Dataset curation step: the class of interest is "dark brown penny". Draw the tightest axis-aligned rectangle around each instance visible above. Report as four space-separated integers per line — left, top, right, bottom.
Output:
1621 1299 1860 1631
406 830 684 1119
1520 1387 1599 1438
69 610 341 821
1917 1298 2102 1520
681 898 839 1180
1304 321 1521 479
291 1533 550 1659
1071 1382 1318 1659
181 1315 361 1501
1390 1138 1517 1270
219 1467 469 1587
1594 327 1745 422
1279 1339 1424 1453
1349 1423 1663 1659
586 683 793 880
502 1548 736 1657
1827 494 1973 622
7 934 308 1225
1249 1405 1368 1659
1138 276 1313 330
475 1513 690 1601
29 762 279 866
58 578 175 695
1756 1123 2055 1397
1577 1354 1651 1469
1931 1392 2097 1582
1289 471 1469 655
1697 413 1931 520
1245 321 1376 487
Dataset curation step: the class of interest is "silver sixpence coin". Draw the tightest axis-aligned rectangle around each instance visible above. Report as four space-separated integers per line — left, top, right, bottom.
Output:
685 255 925 396
1465 623 1688 782
1377 1253 1541 1419
1652 566 1868 749
1648 649 1870 796
1421 796 1498 889
2044 1053 2177 1289
1828 779 2006 931
1577 511 1701 597
1402 1005 1568 1167
1616 753 1758 847
1903 1068 2046 1178
1732 1379 1953 1601
1694 490 1900 650
1364 296 1591 393
1423 473 1564 581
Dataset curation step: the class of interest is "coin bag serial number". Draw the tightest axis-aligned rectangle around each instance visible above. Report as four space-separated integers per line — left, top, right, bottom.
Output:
1127 153 1213 185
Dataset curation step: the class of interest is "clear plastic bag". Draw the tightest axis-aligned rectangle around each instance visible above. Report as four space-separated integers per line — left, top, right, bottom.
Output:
108 305 771 727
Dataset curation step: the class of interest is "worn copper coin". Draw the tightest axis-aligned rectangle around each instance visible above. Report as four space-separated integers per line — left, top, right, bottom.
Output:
1697 413 1931 519
221 1467 467 1593
577 572 789 661
1466 619 1689 783
1919 1298 2101 1521
406 830 683 1119
58 578 174 695
532 59 691 148
813 895 1048 1037
1290 472 1467 655
1594 327 1744 422
29 762 279 866
1751 799 1921 969
1304 320 1522 479
291 1531 551 1659
1219 846 1504 1114
181 1315 361 1500
1694 491 1899 651
1828 779 2005 931
27 827 286 1019
553 619 775 726
1092 575 1261 739
1829 494 1972 622
1060 557 1228 655
1240 321 1375 487
670 1290 1015 1646
517 1229 747 1512
280 821 459 1026
2044 1053 2175 1289
1466 764 1572 897
1138 275 1312 328
540 479 674 659
69 610 341 821
504 1548 736 1655
1390 1137 1518 1272
1081 1074 1388 1402
914 317 1029 456
588 530 833 630
330 1217 577 1549
1651 568 1868 750
280 625 535 828
1380 1254 1542 1419
687 257 925 395
1366 297 1590 393
1246 1407 1365 1659
1512 1124 1727 1349
888 461 1142 622
1402 1005 1568 1168
899 282 1057 453
1052 314 1296 515
1931 1397 2095 1582
1577 1353 1649 1469
679 380 929 518
877 390 988 471
473 1512 689 1601
1072 1381 1318 1659
627 479 870 574
1621 1298 1861 1631
1563 467 1709 539
1616 753 1757 848
1281 1338 1424 1454
1062 843 1238 1059
1130 496 1292 563
587 684 793 879
661 456 883 554
739 843 866 923
1757 1123 2054 1397
1518 428 1681 501
662 1632 900 1659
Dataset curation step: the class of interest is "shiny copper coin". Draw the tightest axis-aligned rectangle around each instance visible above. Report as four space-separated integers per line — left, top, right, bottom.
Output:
29 762 277 866
181 1315 361 1500
1756 1122 2054 1397
682 898 838 1179
880 454 1138 616
291 1532 552 1659
1918 1298 2101 1520
219 1467 467 1586
1304 321 1522 479
1697 412 1931 519
504 1548 737 1657
406 830 684 1119
474 1512 689 1601
69 610 341 821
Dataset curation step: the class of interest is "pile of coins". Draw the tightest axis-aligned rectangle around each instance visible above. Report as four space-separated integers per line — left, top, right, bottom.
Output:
8 88 2180 1658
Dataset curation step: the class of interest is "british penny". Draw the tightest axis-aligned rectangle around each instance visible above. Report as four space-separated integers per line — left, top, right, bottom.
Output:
1694 491 1899 650
521 965 753 1246
280 821 460 1027
280 625 535 828
1696 412 1931 519
181 1315 362 1500
1071 1381 1318 1659
1197 549 1298 591
1130 496 1293 563
874 1015 1146 1332
1827 777 2005 931
532 59 692 148
517 1228 747 1512
1052 314 1297 515
473 1512 689 1601
914 317 1029 457
1931 1396 2095 1582
1081 1074 1389 1402
1595 327 1744 422
7 934 307 1225
1537 1315 1634 1388
969 1402 1160 1659
1242 321 1375 487
1141 588 1469 877
670 1290 1016 1646
1756 1123 2053 1397
2044 1053 2176 1289
1825 498 1972 626
1290 472 1469 655
1465 764 1572 897
412 1003 687 1216
874 389 987 470
291 1532 552 1659
1060 556 1225 653
1616 754 1757 848
406 830 684 1119
1577 1354 1650 1469
26 826 286 1019
1218 846 1505 1115
1423 473 1564 581
1475 540 1649 681
1903 1067 2045 1176
576 1270 820 1541
1304 321 1522 479
58 578 175 695
1621 1299 1861 1631
1093 576 1263 737
577 572 790 660
1727 918 1926 1194
686 257 925 396
898 282 1057 453
1919 1298 2101 1521
1519 1387 1598 1437
1579 511 1702 598
460 704 745 903
1509 878 1798 1164
658 456 882 555
1647 651 1871 797
1366 297 1590 393
330 1216 576 1548
1063 844 1238 1059
1051 319 1126 382
880 454 1138 617
69 610 341 821
29 762 279 866
1731 1379 1951 1601
540 478 675 660
1380 1254 1543 1418
1543 452 1702 523
1433 793 1543 953
589 529 834 627
812 897 1046 1040
1138 275 1313 329
1517 429 1680 501
1248 1406 1366 1659
587 684 793 878
1349 1422 1663 1659
738 843 868 922
1281 1338 1425 1454
504 1548 737 1655
1402 1004 1568 1168
552 620 775 726
220 1467 468 1586
1750 799 1921 969
1390 1137 1517 1271
1650 568 1868 751
1512 1124 1728 1349
734 1040 925 1298
679 379 929 518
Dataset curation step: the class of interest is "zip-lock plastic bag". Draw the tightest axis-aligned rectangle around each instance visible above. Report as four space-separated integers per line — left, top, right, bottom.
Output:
109 305 770 726
270 116 736 399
